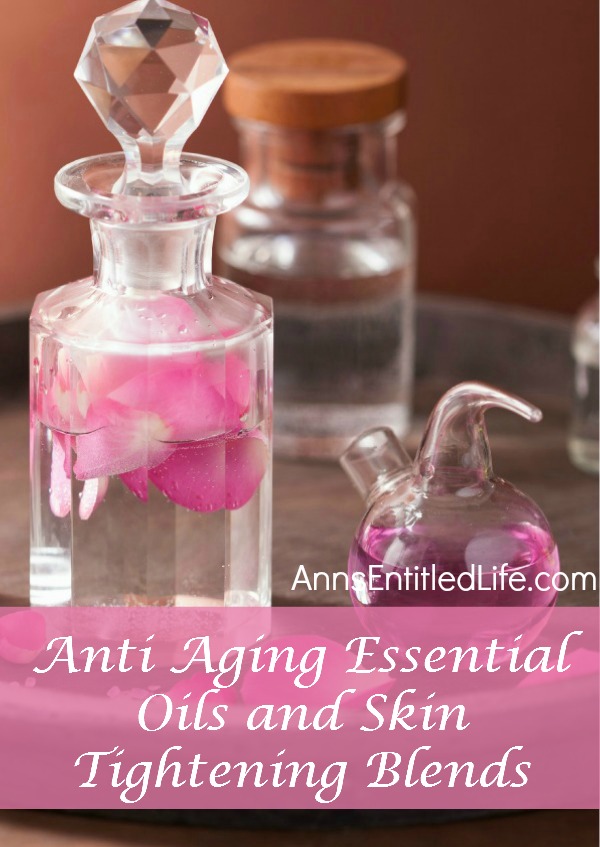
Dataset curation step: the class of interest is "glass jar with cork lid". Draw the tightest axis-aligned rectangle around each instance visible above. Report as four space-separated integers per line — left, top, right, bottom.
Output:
217 40 416 460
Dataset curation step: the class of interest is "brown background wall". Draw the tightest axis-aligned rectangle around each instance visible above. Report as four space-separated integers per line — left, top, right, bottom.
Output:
0 0 597 314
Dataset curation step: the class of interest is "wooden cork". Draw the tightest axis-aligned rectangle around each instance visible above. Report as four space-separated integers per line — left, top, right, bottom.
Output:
223 39 408 129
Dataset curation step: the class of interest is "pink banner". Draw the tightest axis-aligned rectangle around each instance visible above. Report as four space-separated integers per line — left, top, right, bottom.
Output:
0 606 597 809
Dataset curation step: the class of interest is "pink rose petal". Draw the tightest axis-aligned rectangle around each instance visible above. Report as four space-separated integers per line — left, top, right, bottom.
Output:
225 434 268 510
79 476 109 521
110 365 240 442
74 405 174 480
49 432 72 518
149 439 226 513
227 355 252 412
205 354 252 414
120 467 148 502
79 352 146 406
37 347 100 434
149 432 267 513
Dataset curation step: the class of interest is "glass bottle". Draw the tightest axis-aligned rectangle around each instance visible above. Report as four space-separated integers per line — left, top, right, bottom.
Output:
568 273 599 474
340 382 560 607
29 1 273 607
217 40 416 460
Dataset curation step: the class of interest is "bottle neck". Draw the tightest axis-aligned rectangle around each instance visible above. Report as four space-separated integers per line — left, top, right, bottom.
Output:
92 218 215 293
236 113 403 209
340 427 412 507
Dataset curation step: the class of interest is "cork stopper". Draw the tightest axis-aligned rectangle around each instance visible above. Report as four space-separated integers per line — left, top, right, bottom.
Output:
223 39 408 129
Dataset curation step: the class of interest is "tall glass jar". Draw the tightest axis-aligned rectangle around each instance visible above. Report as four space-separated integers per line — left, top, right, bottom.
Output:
218 40 416 460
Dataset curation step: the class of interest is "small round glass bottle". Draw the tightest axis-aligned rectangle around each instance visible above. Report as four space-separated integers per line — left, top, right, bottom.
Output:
218 40 416 460
29 2 273 607
340 382 560 608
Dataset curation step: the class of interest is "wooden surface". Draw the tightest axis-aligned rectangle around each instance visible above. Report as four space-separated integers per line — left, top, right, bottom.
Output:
0 810 596 847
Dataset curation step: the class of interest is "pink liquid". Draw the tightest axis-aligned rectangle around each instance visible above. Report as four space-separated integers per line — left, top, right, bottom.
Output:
348 523 560 607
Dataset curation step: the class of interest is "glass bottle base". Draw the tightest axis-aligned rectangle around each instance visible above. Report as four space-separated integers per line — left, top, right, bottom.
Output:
274 401 410 460
30 547 72 606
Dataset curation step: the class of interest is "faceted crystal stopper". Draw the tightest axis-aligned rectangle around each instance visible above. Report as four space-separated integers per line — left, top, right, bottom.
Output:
75 0 227 191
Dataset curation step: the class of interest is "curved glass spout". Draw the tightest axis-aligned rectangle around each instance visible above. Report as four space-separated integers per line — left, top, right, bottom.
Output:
416 382 542 486
340 427 412 503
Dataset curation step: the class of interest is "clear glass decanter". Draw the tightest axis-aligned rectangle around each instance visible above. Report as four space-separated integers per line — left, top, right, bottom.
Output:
217 41 416 460
29 1 273 607
340 383 560 607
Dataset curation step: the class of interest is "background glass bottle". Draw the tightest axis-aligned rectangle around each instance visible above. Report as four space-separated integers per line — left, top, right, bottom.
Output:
218 40 416 460
568 269 599 475
29 2 273 607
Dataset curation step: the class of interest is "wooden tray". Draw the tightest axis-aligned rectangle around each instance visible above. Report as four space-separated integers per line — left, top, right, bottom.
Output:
0 296 596 837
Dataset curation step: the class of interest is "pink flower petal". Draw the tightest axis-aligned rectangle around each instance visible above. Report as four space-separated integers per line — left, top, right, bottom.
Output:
79 476 109 521
227 354 252 413
225 434 268 510
74 405 174 480
149 439 225 513
79 352 146 405
110 365 242 442
37 347 98 434
120 467 148 502
60 432 73 476
149 432 267 513
49 432 72 518
204 353 252 413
